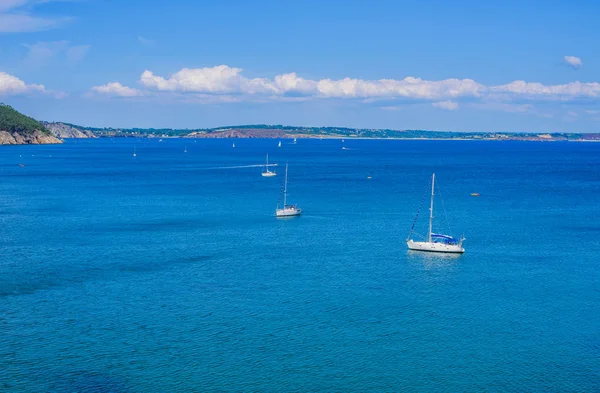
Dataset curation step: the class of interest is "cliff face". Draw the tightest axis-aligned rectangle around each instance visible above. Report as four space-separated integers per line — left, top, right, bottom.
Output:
0 130 63 145
0 104 63 145
42 122 96 139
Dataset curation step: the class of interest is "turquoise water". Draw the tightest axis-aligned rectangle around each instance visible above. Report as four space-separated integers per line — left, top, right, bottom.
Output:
1 139 599 392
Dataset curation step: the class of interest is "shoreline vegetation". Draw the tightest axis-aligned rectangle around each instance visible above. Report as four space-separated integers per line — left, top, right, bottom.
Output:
2 105 599 145
43 122 600 142
0 104 62 145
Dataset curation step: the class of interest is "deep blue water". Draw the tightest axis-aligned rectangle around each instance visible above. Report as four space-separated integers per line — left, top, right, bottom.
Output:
1 138 599 392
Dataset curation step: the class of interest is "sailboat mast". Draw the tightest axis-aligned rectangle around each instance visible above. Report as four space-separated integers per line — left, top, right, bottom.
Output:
428 173 435 243
283 164 288 207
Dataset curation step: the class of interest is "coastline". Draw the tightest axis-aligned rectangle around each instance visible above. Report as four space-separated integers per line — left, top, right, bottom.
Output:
120 134 594 142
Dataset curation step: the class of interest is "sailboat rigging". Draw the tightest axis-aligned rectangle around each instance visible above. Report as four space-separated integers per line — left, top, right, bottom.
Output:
275 164 301 217
406 173 465 253
261 154 277 177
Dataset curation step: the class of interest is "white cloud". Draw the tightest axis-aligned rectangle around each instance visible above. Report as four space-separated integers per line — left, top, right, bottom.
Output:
432 100 459 110
89 64 600 109
274 73 317 95
137 65 484 101
0 1 72 32
490 80 600 100
316 77 482 99
23 41 90 66
91 82 141 97
0 71 46 95
564 56 582 69
140 66 278 95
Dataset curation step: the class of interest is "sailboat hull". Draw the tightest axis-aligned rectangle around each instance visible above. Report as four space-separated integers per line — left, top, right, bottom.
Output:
407 240 464 253
276 207 301 217
262 171 276 177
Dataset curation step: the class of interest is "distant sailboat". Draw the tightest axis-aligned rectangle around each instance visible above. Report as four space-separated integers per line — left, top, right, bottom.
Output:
184 146 188 153
293 138 297 144
133 145 137 157
406 173 465 253
262 154 276 177
232 142 235 148
278 140 282 148
276 164 301 217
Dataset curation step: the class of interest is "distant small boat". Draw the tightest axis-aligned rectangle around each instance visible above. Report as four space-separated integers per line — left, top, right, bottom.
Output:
276 164 301 217
470 192 480 197
367 175 372 179
278 140 282 148
232 142 235 148
262 154 276 177
19 164 24 167
133 146 137 157
293 138 297 144
158 139 163 142
406 173 465 253
184 146 187 153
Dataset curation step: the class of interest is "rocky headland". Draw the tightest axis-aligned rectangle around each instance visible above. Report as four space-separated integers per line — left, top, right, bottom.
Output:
0 104 62 145
42 122 96 139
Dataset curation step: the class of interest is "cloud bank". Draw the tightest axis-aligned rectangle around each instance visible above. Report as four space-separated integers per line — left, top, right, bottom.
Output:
88 65 600 108
134 66 484 100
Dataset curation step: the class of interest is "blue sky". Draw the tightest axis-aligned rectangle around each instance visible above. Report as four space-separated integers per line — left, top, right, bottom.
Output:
1 0 599 132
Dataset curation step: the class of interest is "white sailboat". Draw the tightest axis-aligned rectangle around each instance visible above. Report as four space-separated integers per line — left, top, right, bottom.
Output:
232 142 235 148
276 164 301 217
406 173 465 253
278 140 282 148
261 154 277 177
293 138 297 144
184 145 187 153
133 145 137 157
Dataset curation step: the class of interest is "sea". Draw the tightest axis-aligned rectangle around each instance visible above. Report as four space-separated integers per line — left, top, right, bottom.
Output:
1 138 598 392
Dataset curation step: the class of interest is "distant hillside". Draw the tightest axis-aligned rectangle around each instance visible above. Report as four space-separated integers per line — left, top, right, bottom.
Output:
0 104 62 145
39 120 600 142
42 122 96 139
